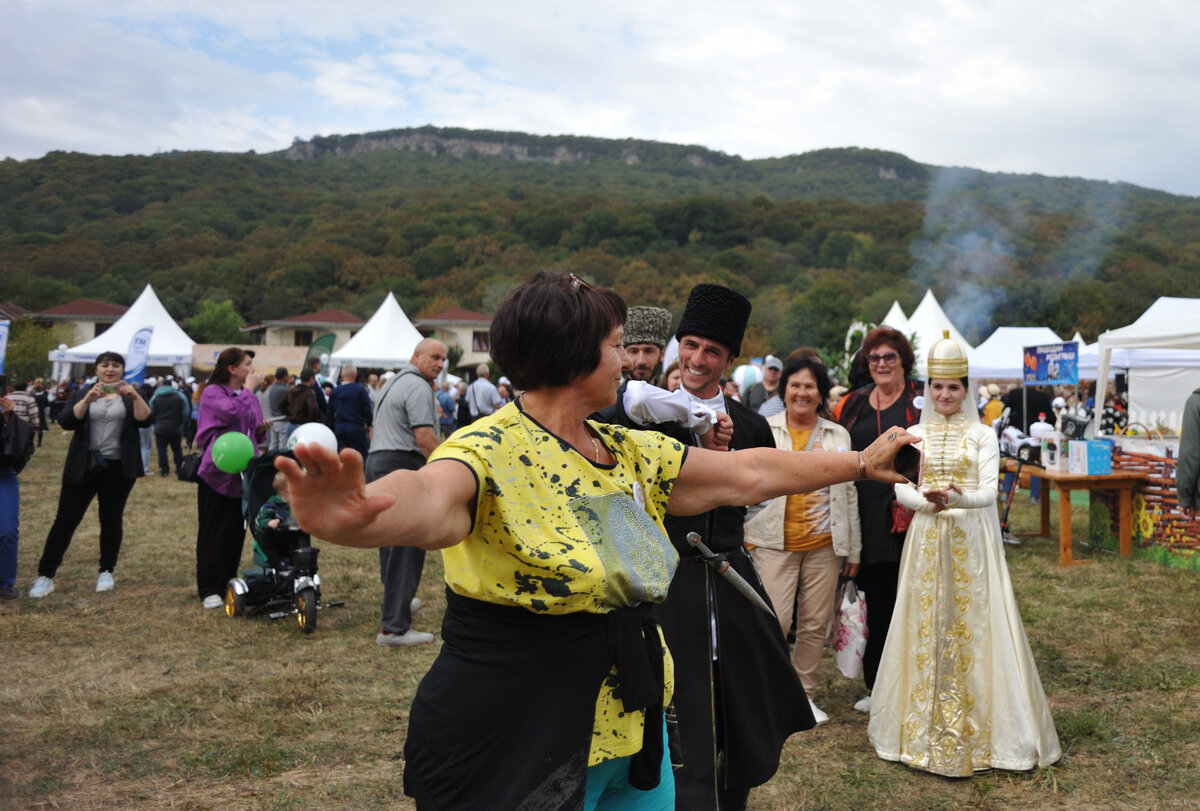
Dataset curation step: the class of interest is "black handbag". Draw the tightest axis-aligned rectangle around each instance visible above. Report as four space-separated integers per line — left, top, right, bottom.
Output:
1 414 35 474
177 451 202 483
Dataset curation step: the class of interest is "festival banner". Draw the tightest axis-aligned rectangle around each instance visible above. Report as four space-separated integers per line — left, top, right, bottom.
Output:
0 319 9 374
123 326 154 385
1023 342 1079 386
304 334 337 381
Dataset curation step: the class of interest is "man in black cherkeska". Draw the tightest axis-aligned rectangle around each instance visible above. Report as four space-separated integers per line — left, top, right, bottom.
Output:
596 283 814 810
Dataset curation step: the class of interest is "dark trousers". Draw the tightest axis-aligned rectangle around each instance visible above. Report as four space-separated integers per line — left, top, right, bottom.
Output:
334 424 370 458
196 479 245 599
854 560 901 691
367 449 426 634
38 463 136 577
156 432 183 475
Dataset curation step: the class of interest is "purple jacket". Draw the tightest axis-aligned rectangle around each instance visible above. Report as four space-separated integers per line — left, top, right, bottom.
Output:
196 383 263 498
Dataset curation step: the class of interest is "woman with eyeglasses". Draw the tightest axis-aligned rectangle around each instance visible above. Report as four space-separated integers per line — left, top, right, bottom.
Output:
276 271 918 810
836 326 922 715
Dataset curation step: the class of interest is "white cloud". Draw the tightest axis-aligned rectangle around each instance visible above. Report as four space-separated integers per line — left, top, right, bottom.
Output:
3 1 1200 194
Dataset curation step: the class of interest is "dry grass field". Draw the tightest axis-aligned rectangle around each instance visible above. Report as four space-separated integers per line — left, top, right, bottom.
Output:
3 429 1199 809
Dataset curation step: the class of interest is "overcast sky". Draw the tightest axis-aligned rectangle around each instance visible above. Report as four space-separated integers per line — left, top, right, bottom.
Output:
4 1 1198 197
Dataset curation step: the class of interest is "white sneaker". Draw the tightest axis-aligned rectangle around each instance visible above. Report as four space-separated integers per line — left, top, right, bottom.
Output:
376 629 434 647
410 597 422 613
853 695 872 713
202 594 224 610
96 572 114 592
29 576 55 599
808 698 830 725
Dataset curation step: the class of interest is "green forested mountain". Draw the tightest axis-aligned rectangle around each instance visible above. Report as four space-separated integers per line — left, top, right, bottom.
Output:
2 125 1199 361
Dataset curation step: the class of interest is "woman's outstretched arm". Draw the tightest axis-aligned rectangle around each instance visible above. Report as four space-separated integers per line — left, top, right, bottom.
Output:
276 444 475 550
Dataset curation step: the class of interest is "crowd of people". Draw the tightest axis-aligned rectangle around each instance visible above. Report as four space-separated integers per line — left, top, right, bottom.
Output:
4 271 1072 808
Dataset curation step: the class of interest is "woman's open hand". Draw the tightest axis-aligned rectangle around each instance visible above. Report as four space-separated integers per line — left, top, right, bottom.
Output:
274 443 395 543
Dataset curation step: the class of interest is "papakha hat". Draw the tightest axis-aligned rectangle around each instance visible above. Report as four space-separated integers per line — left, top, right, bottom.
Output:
624 306 672 348
676 284 752 357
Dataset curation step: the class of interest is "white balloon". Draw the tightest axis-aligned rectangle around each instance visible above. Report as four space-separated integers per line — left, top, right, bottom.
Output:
287 422 338 453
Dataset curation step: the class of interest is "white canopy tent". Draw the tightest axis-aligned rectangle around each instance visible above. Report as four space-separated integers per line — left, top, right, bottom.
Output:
48 284 195 379
968 327 1062 379
907 290 973 378
329 292 426 370
880 300 910 335
1094 297 1200 433
1072 331 1127 379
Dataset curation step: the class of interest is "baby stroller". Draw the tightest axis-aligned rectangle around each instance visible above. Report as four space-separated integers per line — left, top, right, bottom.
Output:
224 451 343 633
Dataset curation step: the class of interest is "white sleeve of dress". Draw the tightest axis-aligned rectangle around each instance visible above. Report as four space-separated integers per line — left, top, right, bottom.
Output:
946 426 1000 509
623 381 717 434
894 424 935 512
895 481 937 513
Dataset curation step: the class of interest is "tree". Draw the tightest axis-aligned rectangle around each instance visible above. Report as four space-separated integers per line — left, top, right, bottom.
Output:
2 319 73 382
184 300 245 344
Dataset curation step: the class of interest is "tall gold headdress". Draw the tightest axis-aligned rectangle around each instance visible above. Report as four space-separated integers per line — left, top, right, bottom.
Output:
926 329 968 378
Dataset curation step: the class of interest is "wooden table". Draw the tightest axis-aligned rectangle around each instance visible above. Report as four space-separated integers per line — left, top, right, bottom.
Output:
1004 460 1147 566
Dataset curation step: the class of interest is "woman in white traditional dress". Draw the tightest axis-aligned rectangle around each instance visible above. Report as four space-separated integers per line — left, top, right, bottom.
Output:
868 331 1061 776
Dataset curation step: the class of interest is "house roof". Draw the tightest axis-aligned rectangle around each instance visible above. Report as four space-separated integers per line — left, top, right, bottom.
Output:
0 302 30 319
242 308 366 332
418 307 492 326
36 298 128 320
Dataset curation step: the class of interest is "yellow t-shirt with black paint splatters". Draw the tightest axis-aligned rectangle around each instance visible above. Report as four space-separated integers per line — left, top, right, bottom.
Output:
430 402 687 765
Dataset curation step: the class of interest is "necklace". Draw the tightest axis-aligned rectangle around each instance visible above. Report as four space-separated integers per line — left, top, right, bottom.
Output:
587 431 600 463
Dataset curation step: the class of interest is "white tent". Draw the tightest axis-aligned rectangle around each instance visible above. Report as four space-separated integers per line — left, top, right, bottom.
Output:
968 327 1062 379
1072 331 1127 379
880 300 909 334
329 292 426 369
907 290 973 378
1094 297 1200 433
48 284 195 379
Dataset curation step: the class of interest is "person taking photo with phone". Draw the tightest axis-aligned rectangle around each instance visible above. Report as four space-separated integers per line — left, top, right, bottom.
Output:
28 352 151 598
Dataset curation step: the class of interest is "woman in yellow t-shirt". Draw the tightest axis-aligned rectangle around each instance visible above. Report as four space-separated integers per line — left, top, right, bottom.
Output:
278 271 916 810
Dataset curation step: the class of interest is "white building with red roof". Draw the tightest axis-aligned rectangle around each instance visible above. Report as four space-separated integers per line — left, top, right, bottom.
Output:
416 306 493 372
241 308 365 350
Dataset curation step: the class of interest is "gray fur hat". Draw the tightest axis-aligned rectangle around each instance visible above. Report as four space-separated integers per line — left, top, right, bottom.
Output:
624 305 672 348
676 284 752 357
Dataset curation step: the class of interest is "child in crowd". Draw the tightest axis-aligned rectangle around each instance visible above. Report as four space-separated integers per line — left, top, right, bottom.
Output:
254 471 297 568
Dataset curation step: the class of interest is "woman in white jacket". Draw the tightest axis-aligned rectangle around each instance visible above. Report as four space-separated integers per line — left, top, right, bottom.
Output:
745 355 862 724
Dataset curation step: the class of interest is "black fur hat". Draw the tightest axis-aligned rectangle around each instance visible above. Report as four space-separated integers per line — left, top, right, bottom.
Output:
676 284 751 357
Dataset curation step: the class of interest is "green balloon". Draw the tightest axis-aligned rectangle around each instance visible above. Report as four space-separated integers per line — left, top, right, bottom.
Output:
211 431 255 474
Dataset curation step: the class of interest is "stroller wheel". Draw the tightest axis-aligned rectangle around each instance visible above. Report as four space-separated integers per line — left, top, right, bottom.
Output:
296 587 317 634
225 582 246 618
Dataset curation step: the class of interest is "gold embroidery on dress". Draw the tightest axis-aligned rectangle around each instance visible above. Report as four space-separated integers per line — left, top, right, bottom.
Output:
898 413 992 776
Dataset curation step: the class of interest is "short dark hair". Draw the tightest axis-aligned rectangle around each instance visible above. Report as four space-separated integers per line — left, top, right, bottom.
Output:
275 366 289 380
299 368 315 384
490 270 626 390
779 355 833 418
861 327 914 377
95 351 125 369
208 348 255 385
